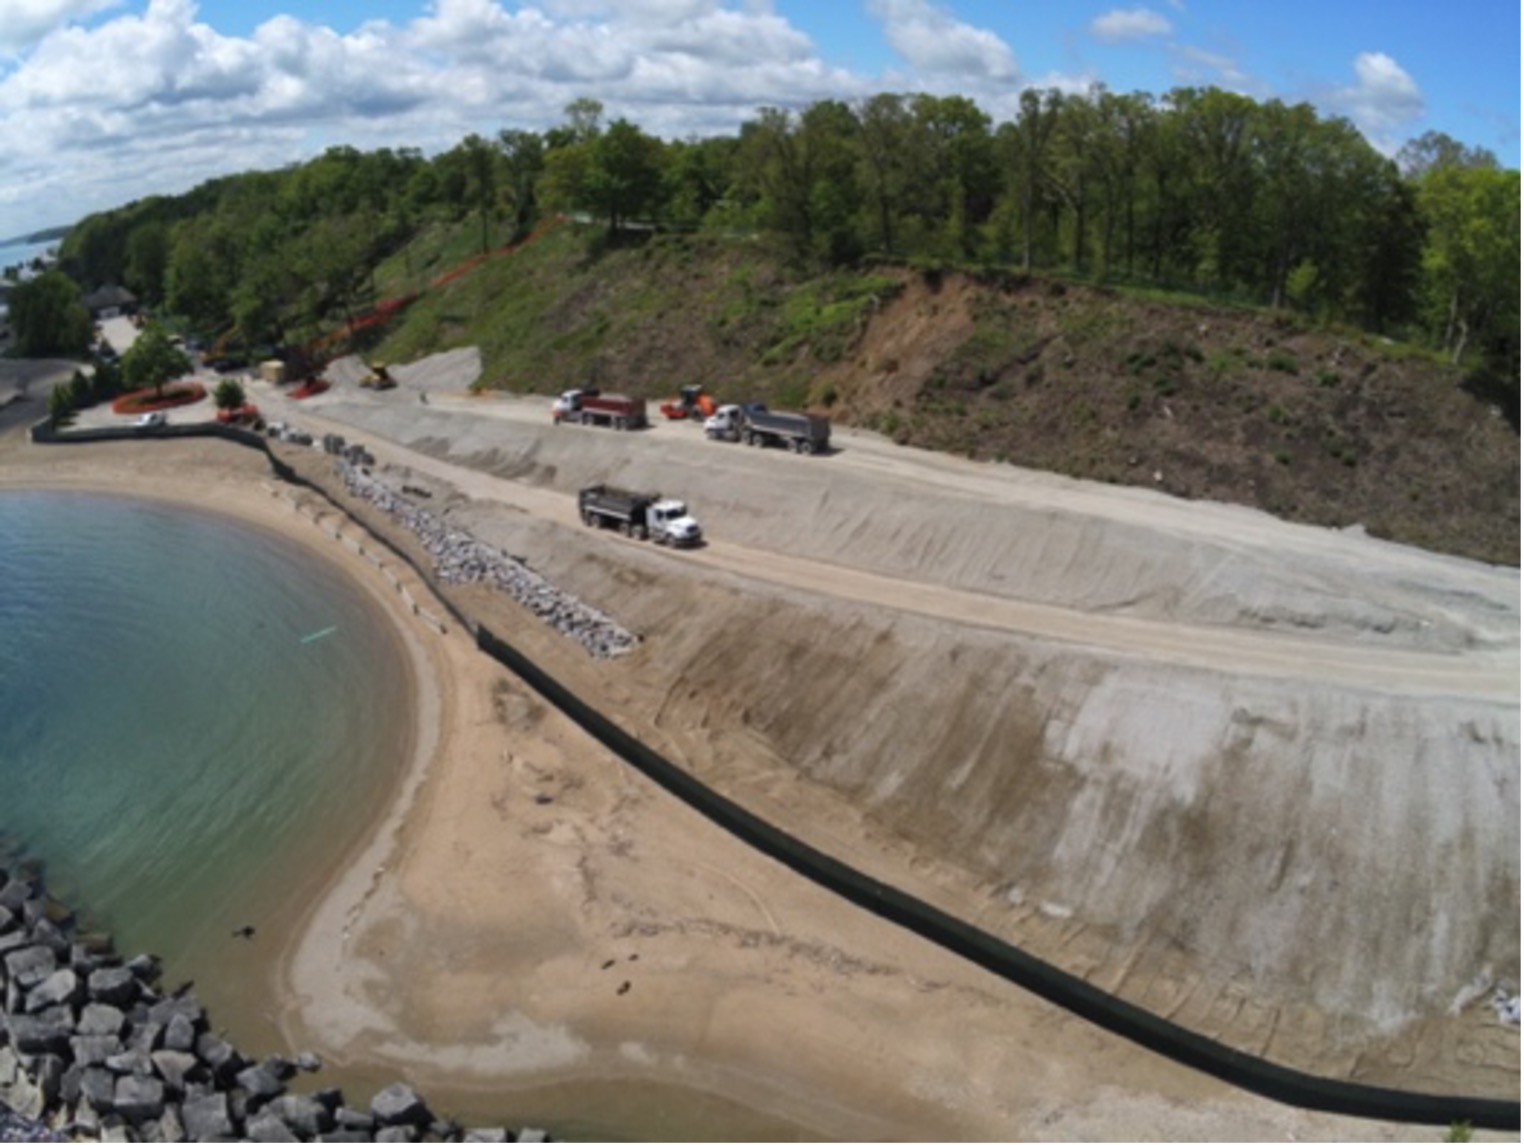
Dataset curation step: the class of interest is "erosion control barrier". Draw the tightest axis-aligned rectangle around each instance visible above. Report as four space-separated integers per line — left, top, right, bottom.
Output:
475 624 1519 1133
30 419 270 449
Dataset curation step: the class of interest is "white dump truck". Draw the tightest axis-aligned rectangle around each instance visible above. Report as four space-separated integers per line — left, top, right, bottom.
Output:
577 485 703 547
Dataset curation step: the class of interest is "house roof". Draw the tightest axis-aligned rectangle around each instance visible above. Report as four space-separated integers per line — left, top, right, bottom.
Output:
82 283 138 311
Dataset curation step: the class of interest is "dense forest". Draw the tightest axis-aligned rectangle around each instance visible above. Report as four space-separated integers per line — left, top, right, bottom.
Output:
42 86 1519 400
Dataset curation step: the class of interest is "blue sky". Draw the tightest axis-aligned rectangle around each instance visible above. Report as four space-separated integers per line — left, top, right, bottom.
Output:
0 0 1517 239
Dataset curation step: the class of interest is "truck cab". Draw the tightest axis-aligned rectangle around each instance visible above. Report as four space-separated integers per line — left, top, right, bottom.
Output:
647 499 703 547
704 404 743 441
551 388 586 422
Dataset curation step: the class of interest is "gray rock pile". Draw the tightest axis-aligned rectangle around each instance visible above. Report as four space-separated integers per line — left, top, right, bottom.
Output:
0 862 546 1142
337 462 639 659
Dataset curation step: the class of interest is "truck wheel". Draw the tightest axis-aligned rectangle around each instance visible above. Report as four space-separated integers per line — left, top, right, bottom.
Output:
582 511 596 526
614 417 625 431
745 431 757 446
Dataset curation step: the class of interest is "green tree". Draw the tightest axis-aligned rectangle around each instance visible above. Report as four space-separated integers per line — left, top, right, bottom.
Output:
214 377 246 410
583 119 666 234
665 135 736 228
1417 164 1520 363
907 94 996 259
8 271 92 357
47 381 76 428
124 221 170 304
498 128 546 239
739 102 861 262
165 224 236 333
855 94 914 253
1167 86 1259 290
1397 131 1498 180
89 354 124 405
539 101 603 214
1007 88 1063 272
457 133 501 254
122 323 192 399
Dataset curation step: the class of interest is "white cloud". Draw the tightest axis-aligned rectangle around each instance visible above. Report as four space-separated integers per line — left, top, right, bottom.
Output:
0 0 878 234
0 0 122 54
868 0 1017 83
1169 43 1254 92
1090 8 1172 43
1330 50 1424 149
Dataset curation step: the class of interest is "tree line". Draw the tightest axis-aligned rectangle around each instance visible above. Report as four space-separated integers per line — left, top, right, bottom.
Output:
30 86 1522 389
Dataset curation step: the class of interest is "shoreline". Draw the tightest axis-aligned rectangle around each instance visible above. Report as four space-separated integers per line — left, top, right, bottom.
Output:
0 420 1506 1142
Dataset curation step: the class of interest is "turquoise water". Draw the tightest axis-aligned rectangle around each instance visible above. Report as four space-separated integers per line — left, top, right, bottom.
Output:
0 489 826 1140
0 490 410 972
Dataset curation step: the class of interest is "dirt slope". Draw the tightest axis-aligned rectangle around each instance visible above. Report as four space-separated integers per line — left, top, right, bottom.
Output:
260 373 1520 1100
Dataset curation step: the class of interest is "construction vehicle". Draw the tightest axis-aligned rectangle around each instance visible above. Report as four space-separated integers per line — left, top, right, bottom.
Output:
704 403 831 454
551 388 648 430
359 362 396 390
578 485 703 547
659 384 718 421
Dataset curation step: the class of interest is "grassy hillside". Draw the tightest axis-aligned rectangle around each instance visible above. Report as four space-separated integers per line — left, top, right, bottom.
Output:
367 219 1519 566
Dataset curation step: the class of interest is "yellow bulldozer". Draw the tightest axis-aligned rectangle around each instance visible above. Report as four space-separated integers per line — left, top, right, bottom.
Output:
359 362 396 390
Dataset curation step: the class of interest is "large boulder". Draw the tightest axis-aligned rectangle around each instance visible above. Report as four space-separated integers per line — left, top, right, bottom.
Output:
149 1048 201 1095
181 1091 236 1140
113 1073 166 1123
4 943 56 989
264 1092 334 1137
69 1035 124 1067
87 966 140 1007
162 1011 198 1053
234 1060 286 1102
245 1110 301 1142
77 1064 116 1113
370 1081 432 1127
77 1002 127 1038
7 1008 75 1055
24 967 80 1012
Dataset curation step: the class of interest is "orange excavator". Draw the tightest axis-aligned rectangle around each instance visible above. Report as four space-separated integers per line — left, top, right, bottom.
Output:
659 384 717 421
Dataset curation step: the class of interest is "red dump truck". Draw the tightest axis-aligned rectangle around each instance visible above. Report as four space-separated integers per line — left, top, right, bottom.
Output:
551 388 648 430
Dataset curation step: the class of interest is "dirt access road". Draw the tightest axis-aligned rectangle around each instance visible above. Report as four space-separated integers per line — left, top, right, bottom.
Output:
278 364 1516 702
255 354 1518 1102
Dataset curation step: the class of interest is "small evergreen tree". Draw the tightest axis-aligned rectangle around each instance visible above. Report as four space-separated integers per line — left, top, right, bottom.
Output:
214 377 246 410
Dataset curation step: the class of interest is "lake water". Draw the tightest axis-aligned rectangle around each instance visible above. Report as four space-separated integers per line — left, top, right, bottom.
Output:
0 236 61 275
0 489 411 991
0 488 827 1141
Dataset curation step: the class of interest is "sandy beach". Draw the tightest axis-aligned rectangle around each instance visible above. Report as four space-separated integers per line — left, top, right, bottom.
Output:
0 369 1513 1142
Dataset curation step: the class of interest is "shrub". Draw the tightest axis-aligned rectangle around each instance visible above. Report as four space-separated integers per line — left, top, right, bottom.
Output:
1268 350 1299 374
